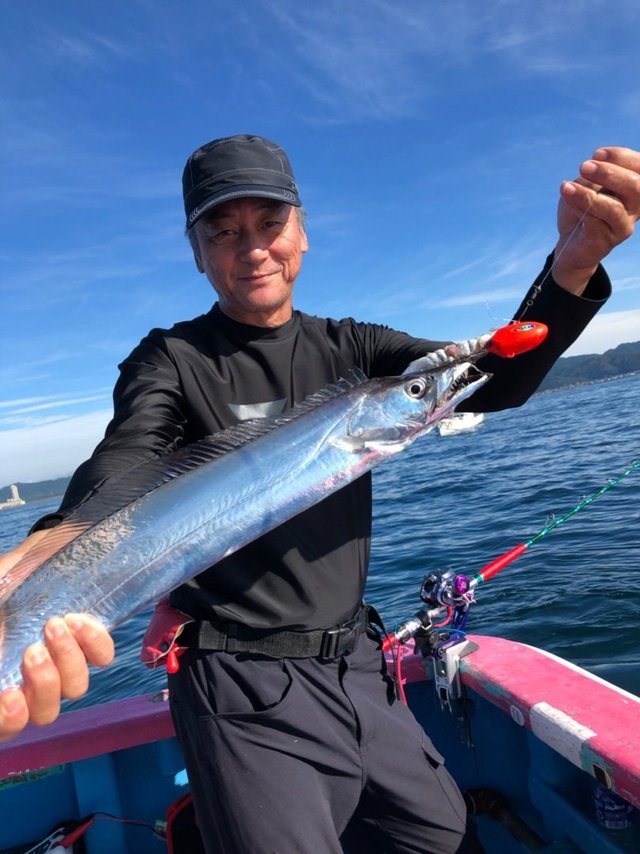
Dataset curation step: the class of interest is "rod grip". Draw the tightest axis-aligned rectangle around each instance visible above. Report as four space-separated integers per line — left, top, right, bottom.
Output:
475 543 528 583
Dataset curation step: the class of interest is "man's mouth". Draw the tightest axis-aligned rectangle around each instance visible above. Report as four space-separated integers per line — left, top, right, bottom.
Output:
241 270 280 282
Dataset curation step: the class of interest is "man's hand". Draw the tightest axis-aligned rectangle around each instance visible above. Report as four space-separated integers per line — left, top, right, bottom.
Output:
553 146 640 295
0 533 115 742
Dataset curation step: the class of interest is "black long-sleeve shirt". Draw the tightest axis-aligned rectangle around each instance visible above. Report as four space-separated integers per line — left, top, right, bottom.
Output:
33 260 610 629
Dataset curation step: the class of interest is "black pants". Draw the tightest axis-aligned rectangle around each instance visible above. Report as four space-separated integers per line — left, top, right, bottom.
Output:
168 632 467 853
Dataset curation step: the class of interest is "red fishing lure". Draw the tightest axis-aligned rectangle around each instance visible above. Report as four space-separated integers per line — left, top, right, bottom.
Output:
486 321 548 358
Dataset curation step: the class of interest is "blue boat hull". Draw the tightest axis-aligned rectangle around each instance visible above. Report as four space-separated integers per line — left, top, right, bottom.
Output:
1 635 638 852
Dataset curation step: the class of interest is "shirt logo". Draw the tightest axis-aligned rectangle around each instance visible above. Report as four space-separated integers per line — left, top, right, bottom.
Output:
228 399 287 421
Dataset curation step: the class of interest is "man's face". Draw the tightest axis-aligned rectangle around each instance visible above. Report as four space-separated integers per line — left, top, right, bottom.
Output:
191 197 308 327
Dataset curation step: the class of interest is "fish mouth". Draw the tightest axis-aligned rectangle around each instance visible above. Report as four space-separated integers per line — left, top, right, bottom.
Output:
438 363 489 406
451 363 486 393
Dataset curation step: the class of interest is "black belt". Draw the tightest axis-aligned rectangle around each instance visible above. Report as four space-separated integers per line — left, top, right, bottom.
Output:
185 607 368 660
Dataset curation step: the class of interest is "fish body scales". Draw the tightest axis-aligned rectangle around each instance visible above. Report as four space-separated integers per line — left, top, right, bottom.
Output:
0 359 488 689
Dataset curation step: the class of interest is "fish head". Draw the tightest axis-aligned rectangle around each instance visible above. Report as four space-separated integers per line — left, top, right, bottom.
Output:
345 359 490 451
417 359 490 424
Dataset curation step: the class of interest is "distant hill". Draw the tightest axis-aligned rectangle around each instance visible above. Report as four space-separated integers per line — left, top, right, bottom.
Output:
0 477 71 504
539 340 640 391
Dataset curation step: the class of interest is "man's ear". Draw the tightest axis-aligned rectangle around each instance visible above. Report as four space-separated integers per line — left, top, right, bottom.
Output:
192 237 205 273
188 224 205 273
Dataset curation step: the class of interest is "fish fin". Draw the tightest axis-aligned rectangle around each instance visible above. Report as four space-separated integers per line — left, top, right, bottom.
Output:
181 369 368 458
283 369 368 412
332 436 365 452
159 368 370 460
5 368 372 557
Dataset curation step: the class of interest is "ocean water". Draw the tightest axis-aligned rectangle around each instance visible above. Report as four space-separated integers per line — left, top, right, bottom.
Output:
1 373 639 711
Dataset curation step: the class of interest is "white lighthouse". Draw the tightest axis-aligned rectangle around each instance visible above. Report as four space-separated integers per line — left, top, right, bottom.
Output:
0 484 26 509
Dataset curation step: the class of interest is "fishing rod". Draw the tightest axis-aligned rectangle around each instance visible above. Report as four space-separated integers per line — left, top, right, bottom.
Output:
469 457 640 589
384 457 640 651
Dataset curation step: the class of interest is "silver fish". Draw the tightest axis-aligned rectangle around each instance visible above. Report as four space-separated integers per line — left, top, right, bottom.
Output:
0 337 491 689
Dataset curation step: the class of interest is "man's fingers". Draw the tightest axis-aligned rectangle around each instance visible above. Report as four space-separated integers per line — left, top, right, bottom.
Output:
576 151 640 219
0 613 114 741
21 613 114 720
64 613 115 668
20 642 63 726
22 614 113 712
592 146 640 178
45 617 90 700
586 167 638 213
0 688 29 742
451 334 492 359
560 180 636 249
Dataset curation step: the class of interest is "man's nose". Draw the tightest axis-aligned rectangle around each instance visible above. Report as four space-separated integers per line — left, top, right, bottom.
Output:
238 230 269 261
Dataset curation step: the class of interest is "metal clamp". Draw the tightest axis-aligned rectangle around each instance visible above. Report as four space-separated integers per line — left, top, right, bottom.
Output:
433 637 478 714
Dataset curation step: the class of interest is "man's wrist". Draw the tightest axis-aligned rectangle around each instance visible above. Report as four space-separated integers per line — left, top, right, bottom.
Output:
551 254 599 296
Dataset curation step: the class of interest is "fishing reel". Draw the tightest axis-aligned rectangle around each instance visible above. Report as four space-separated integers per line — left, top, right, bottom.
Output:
419 568 473 611
385 569 479 715
412 568 475 655
385 568 475 654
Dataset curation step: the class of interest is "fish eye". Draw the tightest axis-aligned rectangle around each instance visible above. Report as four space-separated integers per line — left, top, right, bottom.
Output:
406 377 428 399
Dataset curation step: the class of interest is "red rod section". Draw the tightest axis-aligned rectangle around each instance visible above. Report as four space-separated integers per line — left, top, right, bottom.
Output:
472 542 529 585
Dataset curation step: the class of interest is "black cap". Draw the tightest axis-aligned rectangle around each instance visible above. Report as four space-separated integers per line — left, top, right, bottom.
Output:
182 134 301 228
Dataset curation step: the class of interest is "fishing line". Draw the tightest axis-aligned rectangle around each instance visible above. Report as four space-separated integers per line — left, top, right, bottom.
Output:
517 194 594 320
384 458 639 683
470 458 640 588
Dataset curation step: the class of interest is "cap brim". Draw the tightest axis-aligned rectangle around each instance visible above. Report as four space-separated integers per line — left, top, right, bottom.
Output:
187 185 301 227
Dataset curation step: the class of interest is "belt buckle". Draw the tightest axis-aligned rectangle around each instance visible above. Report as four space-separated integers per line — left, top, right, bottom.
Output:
319 614 360 660
319 626 341 659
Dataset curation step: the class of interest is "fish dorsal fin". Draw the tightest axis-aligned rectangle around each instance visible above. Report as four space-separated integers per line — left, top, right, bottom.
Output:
171 368 368 463
72 367 367 523
2 368 370 594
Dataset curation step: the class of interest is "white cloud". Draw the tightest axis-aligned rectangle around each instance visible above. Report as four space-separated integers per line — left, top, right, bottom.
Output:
0 394 111 426
432 287 525 310
41 25 136 70
0 410 112 484
565 308 640 356
250 0 640 120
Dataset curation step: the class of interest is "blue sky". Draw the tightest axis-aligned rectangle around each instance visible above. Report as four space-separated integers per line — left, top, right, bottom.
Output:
2 0 640 484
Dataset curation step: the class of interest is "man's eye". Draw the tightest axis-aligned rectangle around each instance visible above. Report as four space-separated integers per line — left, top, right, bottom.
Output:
211 230 237 244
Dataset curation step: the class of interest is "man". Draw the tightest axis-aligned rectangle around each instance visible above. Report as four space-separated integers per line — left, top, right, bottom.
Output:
1 136 639 853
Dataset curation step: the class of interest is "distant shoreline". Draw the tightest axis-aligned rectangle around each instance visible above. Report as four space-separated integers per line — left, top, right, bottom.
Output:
538 341 640 392
0 478 70 506
538 369 640 395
